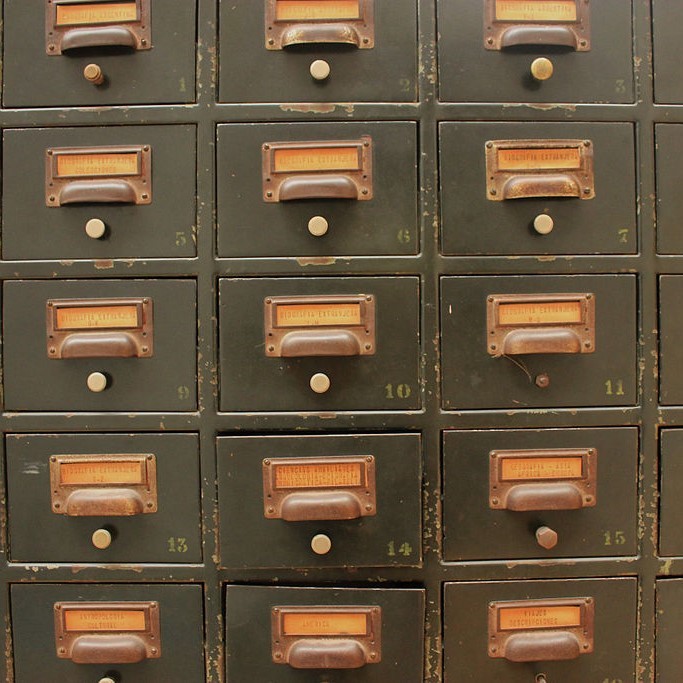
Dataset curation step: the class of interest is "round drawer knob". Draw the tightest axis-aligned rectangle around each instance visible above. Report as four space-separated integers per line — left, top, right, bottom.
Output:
308 215 329 237
533 214 554 235
99 678 116 683
85 218 106 239
83 63 105 85
530 57 554 81
311 534 332 555
310 59 331 81
92 528 112 550
87 372 109 393
310 373 331 394
535 526 559 550
535 373 550 389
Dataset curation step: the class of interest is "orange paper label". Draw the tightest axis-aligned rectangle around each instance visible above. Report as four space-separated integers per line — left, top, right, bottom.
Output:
274 462 364 489
55 305 140 330
60 460 145 486
497 300 583 326
495 0 577 22
56 153 140 178
63 609 147 632
497 147 582 171
500 456 584 481
276 303 362 327
55 2 138 26
499 605 582 631
273 147 360 173
276 0 360 20
282 612 369 636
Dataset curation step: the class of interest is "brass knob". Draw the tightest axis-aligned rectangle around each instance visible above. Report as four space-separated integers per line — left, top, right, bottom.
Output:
311 534 332 555
92 528 112 550
310 373 331 394
85 218 106 239
536 526 558 550
83 63 105 85
533 214 554 235
87 372 108 393
535 373 550 389
536 675 548 683
531 57 554 81
310 59 331 81
308 216 329 237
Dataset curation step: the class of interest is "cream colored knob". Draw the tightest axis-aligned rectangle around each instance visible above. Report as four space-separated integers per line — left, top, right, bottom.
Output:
87 372 108 393
92 528 112 550
533 214 554 235
85 218 106 239
83 63 105 85
310 373 331 394
536 526 558 550
99 678 116 683
531 57 554 81
311 534 332 555
310 59 331 81
308 216 329 237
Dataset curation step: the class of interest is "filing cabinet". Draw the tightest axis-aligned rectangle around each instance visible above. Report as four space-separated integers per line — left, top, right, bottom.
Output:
217 433 421 568
224 585 425 681
438 0 634 103
440 274 637 410
444 578 637 682
3 279 197 411
440 122 637 255
2 125 197 260
3 0 197 107
217 121 419 257
6 433 201 563
219 0 417 102
219 276 420 411
11 583 205 682
443 428 638 561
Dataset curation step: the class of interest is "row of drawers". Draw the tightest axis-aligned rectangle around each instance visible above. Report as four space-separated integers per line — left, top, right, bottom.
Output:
5 428 683 564
11 578 677 682
8 1 678 106
7 121 683 258
4 274 679 410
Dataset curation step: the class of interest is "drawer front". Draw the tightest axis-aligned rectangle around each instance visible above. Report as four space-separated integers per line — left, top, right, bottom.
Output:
219 0 417 102
441 275 637 409
440 122 637 255
6 433 201 563
656 579 683 681
218 433 422 568
659 276 683 405
659 430 683 556
2 126 196 260
443 428 638 561
11 583 205 682
217 122 418 257
3 0 197 107
655 125 683 254
438 0 634 103
3 279 197 411
653 0 683 103
444 578 637 682
219 277 420 411
225 585 424 681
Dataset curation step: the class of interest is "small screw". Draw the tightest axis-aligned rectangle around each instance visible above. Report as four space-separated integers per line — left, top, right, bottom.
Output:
535 373 551 389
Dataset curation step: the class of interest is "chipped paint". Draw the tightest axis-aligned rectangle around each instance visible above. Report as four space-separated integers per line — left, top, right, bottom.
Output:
295 256 337 266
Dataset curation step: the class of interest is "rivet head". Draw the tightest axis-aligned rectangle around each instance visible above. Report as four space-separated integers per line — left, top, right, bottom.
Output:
533 214 554 235
310 372 331 394
310 59 331 81
87 372 108 393
308 215 329 237
91 528 112 550
83 63 105 85
311 533 332 555
530 57 554 81
85 218 106 239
